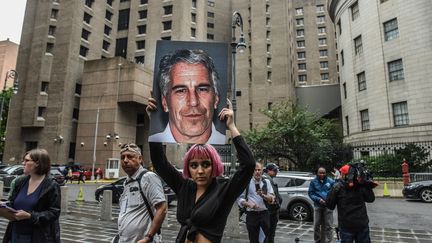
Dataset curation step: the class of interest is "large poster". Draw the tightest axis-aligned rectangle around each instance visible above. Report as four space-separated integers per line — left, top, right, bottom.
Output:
148 40 229 145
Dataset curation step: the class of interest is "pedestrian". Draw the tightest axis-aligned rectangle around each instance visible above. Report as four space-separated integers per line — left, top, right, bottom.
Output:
2 149 61 243
326 165 377 243
77 168 85 184
238 162 275 243
263 163 283 243
148 103 255 243
65 167 73 184
115 143 167 243
308 167 335 243
332 166 341 181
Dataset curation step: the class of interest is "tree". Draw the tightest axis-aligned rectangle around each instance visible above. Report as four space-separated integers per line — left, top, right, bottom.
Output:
244 101 349 171
0 88 13 158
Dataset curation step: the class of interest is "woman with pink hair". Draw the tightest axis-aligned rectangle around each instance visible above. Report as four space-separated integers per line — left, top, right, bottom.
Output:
149 105 255 243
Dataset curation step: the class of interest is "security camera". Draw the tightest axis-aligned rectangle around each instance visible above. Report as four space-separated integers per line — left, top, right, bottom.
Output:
118 142 122 147
58 135 63 140
54 138 58 142
80 142 85 147
106 134 111 140
104 141 108 146
115 134 119 140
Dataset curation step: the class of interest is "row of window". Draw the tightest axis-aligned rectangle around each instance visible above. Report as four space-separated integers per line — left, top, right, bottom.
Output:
352 59 404 93
298 72 329 82
297 49 328 60
298 61 329 71
346 101 408 135
338 2 399 43
295 16 326 26
296 27 326 37
296 38 327 48
295 4 325 15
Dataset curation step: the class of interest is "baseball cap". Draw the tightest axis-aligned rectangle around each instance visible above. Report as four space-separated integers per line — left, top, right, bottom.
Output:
265 163 279 172
339 165 350 175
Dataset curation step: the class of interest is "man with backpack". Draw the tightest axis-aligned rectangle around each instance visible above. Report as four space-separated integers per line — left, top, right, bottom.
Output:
263 163 283 243
115 143 167 243
238 162 275 243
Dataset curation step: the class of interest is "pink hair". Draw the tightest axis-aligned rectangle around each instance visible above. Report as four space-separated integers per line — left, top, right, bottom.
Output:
183 144 224 179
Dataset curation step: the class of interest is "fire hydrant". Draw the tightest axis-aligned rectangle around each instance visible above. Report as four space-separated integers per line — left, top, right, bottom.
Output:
402 159 410 186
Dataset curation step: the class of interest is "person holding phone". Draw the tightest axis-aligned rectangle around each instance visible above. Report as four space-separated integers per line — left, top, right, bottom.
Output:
238 162 275 243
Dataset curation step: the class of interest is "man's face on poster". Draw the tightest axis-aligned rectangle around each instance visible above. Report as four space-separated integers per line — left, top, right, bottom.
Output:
162 62 219 143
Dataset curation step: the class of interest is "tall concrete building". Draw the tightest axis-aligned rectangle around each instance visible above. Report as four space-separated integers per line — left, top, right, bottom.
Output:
232 0 338 130
328 0 432 150
5 0 338 172
0 39 19 88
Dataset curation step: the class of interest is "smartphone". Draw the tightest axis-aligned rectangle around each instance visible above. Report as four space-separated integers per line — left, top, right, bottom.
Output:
255 183 260 191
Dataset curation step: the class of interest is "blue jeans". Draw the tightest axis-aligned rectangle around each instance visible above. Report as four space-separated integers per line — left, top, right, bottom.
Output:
339 227 371 243
12 230 32 243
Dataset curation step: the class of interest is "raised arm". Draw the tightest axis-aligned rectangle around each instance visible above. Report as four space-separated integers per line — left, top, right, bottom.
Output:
218 106 255 201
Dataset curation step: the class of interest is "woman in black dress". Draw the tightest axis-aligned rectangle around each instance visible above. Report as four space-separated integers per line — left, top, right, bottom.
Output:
148 102 255 243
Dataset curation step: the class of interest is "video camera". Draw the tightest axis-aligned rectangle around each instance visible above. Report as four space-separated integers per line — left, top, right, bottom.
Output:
346 160 375 188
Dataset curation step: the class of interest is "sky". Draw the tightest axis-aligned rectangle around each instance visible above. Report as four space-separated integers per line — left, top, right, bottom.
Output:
0 0 27 44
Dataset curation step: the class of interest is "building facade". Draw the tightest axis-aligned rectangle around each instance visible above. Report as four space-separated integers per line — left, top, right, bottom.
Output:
0 39 19 88
5 0 338 172
328 0 432 149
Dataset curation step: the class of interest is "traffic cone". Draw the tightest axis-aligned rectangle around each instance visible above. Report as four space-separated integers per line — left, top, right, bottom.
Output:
383 183 390 197
76 185 85 201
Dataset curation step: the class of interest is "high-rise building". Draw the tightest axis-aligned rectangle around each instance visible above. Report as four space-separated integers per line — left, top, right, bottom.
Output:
0 39 19 88
328 0 432 148
5 0 338 171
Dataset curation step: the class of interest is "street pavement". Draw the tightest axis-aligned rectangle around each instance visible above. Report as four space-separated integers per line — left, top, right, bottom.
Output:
1 183 432 242
0 200 431 242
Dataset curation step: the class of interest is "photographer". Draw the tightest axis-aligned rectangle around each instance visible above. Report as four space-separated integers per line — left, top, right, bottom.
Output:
326 164 377 243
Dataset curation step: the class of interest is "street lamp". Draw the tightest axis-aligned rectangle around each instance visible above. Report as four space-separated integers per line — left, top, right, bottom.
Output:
230 11 247 175
0 70 19 156
91 93 105 181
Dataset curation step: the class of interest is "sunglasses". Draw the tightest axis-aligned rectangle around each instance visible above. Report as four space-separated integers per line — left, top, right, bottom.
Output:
120 143 141 155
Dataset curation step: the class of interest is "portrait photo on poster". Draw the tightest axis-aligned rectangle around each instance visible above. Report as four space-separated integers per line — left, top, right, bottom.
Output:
148 40 229 145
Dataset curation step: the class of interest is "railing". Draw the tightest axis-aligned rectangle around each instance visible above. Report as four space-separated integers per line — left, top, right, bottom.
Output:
410 173 432 182
351 141 432 162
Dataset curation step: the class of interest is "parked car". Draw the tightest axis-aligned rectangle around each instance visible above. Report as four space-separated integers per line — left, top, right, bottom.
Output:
50 168 66 186
0 165 24 191
402 180 432 203
273 172 315 221
95 176 176 204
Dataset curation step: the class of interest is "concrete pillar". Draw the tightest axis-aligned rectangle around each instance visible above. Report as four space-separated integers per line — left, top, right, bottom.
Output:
100 190 113 221
60 186 69 215
225 204 240 238
0 181 3 199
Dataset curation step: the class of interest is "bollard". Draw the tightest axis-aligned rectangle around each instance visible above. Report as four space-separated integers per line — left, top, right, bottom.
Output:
0 181 4 199
224 204 240 238
100 190 113 221
60 186 69 215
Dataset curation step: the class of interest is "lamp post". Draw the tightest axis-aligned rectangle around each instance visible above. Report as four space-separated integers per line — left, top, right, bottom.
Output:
230 11 247 175
0 70 19 157
91 93 105 181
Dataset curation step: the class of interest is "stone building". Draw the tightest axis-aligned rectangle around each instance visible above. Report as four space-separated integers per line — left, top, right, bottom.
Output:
5 0 338 174
328 0 432 157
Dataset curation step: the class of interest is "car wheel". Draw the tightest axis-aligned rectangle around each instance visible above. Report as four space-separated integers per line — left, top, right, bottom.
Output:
289 202 312 221
420 188 432 203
